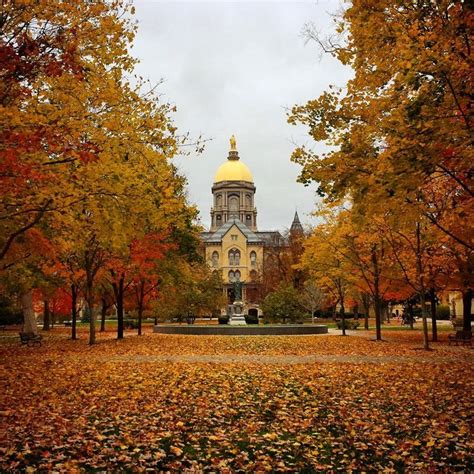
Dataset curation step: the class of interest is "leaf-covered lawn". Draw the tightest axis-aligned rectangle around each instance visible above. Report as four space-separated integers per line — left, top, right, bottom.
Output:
1 329 473 472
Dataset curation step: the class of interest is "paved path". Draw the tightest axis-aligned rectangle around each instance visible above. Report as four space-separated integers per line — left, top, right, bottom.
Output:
104 353 473 365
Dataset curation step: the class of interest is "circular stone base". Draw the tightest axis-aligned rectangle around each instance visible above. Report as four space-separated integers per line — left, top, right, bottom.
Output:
153 325 328 336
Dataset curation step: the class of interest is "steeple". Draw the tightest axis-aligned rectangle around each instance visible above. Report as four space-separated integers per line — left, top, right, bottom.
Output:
290 211 304 235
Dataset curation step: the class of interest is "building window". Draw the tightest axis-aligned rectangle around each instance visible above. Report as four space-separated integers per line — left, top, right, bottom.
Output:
250 251 257 267
231 234 238 241
228 249 240 266
228 270 235 282
235 270 241 281
211 251 219 267
246 215 251 222
228 195 239 217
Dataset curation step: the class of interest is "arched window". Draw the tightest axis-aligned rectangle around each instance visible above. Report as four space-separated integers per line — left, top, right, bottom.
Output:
228 195 239 217
228 270 235 282
211 251 219 267
235 270 241 281
250 251 257 267
228 248 240 266
216 194 222 207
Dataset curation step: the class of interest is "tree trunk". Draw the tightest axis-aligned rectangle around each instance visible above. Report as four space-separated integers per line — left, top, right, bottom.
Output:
71 284 77 340
462 289 473 332
374 295 382 341
340 296 346 336
21 290 38 335
420 293 430 350
137 281 145 336
113 274 125 340
362 295 370 330
86 280 95 345
429 288 438 342
100 298 107 332
371 248 382 341
42 300 50 331
416 222 429 350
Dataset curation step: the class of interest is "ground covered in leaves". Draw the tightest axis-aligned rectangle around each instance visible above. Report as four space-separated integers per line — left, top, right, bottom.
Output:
1 328 473 472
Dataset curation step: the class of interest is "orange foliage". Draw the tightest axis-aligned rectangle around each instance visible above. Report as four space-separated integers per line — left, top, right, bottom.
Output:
1 331 472 471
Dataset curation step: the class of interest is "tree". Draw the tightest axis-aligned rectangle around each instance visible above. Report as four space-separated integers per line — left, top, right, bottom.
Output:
0 1 139 265
289 0 473 340
299 217 354 336
261 229 306 298
301 280 326 324
261 284 305 324
156 263 226 323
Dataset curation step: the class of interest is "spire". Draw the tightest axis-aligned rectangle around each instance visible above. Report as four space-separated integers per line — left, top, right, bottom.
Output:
290 211 304 235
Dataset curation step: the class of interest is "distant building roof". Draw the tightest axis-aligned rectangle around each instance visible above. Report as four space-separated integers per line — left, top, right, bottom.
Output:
290 211 304 235
255 231 284 246
202 218 263 244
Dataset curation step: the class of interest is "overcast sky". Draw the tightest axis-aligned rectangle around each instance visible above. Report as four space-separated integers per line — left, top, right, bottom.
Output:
132 1 352 231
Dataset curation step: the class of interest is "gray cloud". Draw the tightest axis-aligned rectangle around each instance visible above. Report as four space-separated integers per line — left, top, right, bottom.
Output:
132 1 352 231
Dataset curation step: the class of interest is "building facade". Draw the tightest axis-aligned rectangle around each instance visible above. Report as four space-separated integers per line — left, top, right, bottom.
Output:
201 138 301 315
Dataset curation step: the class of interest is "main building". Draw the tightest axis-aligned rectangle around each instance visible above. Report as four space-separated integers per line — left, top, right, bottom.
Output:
201 137 303 316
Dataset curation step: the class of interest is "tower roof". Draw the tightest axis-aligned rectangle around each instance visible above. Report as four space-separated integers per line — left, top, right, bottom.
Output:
290 211 304 234
214 159 253 183
213 138 253 183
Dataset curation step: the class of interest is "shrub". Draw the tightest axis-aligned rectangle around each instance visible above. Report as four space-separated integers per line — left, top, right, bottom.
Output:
124 319 138 329
245 314 259 325
436 305 450 320
0 296 22 325
336 320 360 330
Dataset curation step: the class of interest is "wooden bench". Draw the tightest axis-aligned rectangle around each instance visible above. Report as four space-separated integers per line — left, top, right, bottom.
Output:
19 332 43 347
448 330 472 346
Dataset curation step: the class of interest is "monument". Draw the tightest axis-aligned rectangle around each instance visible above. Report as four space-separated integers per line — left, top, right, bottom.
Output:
228 280 246 325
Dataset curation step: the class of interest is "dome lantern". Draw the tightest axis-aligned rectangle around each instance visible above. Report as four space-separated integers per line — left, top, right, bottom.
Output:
213 136 253 183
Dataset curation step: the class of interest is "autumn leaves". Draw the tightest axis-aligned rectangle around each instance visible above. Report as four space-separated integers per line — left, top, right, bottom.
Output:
290 1 473 348
1 333 473 471
1 1 207 343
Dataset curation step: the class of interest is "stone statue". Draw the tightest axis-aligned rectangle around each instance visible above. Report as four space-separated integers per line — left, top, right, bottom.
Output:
230 134 237 151
233 280 243 301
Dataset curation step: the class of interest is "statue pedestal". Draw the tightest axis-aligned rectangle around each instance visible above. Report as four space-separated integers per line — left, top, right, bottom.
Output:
229 301 246 325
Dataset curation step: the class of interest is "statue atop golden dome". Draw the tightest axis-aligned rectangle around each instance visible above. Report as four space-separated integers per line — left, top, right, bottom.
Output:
230 134 237 151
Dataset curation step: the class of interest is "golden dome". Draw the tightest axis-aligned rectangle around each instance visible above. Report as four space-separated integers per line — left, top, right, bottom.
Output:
214 158 253 183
